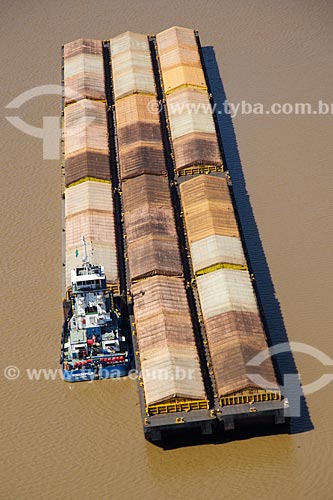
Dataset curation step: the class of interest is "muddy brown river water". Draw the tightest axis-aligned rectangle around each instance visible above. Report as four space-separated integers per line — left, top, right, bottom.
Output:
1 1 332 499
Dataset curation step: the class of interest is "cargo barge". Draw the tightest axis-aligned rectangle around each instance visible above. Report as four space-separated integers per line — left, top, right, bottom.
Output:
61 39 130 382
61 28 288 439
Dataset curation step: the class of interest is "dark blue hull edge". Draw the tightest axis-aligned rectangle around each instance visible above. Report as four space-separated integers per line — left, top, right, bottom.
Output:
63 363 130 382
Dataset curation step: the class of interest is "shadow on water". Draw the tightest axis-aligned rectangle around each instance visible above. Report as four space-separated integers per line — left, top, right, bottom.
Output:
155 421 290 451
199 45 313 437
151 46 314 452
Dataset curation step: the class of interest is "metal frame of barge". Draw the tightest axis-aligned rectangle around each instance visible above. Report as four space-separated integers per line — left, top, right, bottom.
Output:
125 35 288 442
60 34 289 441
60 43 132 382
138 33 288 442
103 38 219 441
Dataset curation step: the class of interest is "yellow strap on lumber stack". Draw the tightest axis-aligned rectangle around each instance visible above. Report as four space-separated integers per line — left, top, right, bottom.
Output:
195 262 248 277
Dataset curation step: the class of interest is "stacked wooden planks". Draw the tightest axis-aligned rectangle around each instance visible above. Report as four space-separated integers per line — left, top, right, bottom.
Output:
63 39 119 289
156 27 222 175
157 27 280 404
64 99 110 184
179 175 244 273
121 174 182 280
64 38 106 105
132 276 206 403
114 98 165 180
110 32 207 409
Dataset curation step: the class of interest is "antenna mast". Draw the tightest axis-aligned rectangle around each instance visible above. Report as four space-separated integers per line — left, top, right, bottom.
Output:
82 236 89 272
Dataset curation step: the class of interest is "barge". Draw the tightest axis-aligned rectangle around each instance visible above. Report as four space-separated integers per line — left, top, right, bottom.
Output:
61 27 288 440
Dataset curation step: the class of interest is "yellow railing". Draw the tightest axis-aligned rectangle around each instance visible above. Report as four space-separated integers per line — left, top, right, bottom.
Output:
220 389 281 407
196 262 248 276
107 282 121 295
64 97 107 107
147 398 209 416
165 83 208 95
131 270 183 285
114 91 156 102
177 164 223 177
66 177 112 189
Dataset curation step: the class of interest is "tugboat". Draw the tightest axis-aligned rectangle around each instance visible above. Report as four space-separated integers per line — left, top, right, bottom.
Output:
61 238 130 382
